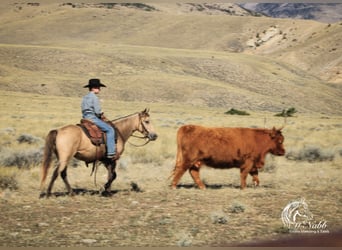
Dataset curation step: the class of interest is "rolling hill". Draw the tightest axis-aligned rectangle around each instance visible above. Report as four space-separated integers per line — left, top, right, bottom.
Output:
0 2 341 115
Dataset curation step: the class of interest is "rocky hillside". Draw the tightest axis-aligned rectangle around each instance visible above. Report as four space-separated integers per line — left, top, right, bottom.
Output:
240 3 342 23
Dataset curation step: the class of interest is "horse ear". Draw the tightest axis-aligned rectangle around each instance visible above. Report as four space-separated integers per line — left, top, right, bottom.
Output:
143 108 149 114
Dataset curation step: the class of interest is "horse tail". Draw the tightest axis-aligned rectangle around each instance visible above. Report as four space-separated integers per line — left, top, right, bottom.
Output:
40 129 58 190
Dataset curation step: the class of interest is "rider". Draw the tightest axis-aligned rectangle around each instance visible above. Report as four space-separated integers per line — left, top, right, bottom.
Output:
81 78 119 160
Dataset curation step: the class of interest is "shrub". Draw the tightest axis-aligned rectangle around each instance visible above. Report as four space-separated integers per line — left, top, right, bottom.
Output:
275 107 297 117
225 108 250 116
17 134 42 144
286 145 335 162
229 202 246 213
0 168 19 190
210 211 229 224
0 174 18 190
0 147 44 168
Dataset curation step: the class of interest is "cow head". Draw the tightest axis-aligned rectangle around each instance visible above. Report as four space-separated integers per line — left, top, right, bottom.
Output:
268 127 285 156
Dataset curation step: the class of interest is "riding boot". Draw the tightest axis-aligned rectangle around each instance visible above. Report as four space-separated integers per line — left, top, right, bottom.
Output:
106 152 120 161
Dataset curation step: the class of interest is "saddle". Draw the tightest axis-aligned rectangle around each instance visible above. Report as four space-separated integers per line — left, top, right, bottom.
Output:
77 119 117 146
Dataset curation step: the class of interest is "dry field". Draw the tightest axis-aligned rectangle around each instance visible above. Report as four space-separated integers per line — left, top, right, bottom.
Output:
0 2 341 247
0 90 341 247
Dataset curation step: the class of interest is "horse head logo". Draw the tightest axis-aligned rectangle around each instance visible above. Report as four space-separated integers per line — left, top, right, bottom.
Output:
281 198 313 228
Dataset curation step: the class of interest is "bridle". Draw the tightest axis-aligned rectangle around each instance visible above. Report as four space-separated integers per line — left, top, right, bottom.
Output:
127 113 152 147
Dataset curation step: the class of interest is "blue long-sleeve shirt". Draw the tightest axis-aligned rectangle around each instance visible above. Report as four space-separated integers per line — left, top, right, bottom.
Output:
81 92 102 118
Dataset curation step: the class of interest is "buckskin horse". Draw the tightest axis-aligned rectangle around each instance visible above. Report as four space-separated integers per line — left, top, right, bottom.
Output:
40 108 157 197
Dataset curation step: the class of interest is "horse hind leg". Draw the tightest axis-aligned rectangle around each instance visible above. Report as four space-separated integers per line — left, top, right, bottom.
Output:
46 163 59 197
46 161 72 197
60 167 73 195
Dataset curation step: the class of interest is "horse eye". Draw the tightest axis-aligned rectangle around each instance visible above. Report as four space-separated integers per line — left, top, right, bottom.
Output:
144 120 150 124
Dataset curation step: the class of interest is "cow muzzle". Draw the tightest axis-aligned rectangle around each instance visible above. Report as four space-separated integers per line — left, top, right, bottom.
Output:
273 148 285 156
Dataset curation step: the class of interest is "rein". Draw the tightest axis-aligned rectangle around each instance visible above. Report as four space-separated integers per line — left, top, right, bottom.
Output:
127 133 151 147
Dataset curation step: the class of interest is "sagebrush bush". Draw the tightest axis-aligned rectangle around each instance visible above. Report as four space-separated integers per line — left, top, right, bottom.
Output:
17 134 42 144
229 202 246 213
286 145 335 162
0 147 44 168
0 175 18 190
0 168 19 190
210 211 228 224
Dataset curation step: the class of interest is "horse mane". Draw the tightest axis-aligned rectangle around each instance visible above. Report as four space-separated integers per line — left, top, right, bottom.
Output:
111 108 149 123
111 112 140 123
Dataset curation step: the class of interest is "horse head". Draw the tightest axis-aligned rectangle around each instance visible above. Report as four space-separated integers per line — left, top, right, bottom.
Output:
138 108 158 141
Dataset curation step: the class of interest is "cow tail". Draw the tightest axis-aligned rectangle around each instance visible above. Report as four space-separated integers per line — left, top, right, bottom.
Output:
168 128 184 180
40 129 58 190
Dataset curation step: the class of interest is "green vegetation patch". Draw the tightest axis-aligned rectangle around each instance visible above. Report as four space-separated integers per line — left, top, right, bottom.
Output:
224 108 250 116
275 107 297 117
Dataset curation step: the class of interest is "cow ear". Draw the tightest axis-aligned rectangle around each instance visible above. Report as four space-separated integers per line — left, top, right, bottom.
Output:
269 127 277 138
275 125 284 131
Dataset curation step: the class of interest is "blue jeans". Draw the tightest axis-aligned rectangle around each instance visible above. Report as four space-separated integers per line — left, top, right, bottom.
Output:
83 115 116 156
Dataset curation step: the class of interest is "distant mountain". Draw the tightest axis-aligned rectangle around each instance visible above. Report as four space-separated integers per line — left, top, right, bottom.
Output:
240 3 342 23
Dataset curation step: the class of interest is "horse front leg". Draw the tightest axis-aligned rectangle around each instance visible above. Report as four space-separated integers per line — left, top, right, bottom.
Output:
103 160 117 196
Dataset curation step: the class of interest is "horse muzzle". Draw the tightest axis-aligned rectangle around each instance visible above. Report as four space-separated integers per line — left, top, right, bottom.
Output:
148 133 158 141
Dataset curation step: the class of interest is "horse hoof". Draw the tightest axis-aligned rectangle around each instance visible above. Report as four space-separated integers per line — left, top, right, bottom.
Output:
101 190 112 197
40 193 52 198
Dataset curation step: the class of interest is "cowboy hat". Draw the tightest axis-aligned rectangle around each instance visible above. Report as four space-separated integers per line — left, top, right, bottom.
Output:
83 78 106 89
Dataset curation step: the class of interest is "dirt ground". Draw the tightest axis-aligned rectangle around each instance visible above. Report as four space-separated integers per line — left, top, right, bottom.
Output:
0 155 341 247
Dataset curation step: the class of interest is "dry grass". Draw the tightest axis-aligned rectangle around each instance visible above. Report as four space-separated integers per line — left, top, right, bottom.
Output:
0 91 341 246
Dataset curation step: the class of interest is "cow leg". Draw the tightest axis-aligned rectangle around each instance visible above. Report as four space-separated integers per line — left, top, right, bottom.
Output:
171 165 188 189
189 165 206 190
240 160 253 189
249 168 260 187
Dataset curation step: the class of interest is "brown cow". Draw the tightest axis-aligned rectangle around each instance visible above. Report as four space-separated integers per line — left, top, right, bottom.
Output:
170 125 285 189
